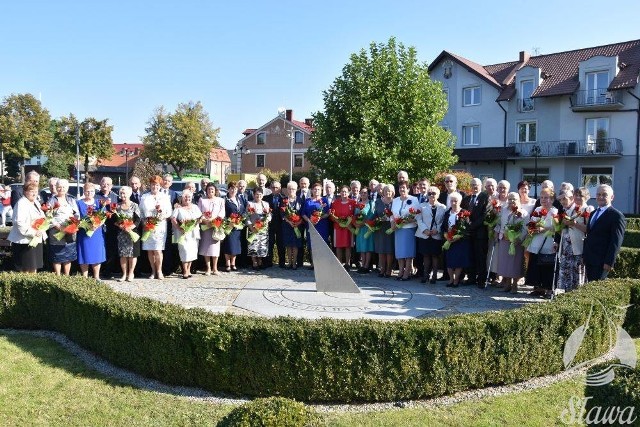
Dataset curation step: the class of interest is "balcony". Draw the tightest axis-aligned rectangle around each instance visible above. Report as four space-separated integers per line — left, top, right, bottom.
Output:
571 89 624 111
509 138 623 158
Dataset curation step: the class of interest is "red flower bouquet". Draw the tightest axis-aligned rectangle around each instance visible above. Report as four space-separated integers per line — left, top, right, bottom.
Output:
173 218 199 244
330 208 356 235
223 212 245 235
442 210 470 250
141 204 164 242
53 216 81 241
385 207 421 235
79 201 112 237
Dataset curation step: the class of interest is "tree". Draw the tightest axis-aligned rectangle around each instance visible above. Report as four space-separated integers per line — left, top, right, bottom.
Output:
306 37 456 185
142 101 220 179
54 114 115 181
0 93 52 179
131 157 162 191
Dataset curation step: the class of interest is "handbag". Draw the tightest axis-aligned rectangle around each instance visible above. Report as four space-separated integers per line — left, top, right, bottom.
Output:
536 237 556 266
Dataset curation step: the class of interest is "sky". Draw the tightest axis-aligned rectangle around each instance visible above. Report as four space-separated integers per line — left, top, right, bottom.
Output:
1 0 639 150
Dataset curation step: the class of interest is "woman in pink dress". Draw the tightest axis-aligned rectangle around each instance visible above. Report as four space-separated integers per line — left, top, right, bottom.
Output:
197 183 226 275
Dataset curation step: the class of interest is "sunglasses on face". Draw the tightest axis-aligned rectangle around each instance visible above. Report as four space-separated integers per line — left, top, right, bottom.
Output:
427 192 436 196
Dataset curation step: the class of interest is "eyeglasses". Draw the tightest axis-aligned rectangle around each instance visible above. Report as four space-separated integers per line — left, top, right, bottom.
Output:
445 180 454 183
427 192 436 196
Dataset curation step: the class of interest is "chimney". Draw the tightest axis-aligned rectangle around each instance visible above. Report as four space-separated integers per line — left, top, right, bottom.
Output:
285 109 293 122
304 118 314 127
519 51 530 63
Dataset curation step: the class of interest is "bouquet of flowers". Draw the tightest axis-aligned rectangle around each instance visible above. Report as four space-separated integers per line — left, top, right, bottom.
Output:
173 218 199 244
329 208 356 235
247 218 268 243
280 198 303 238
113 211 140 243
353 202 368 235
505 207 525 255
53 216 81 241
386 207 421 235
200 211 213 231
223 212 245 235
484 198 502 239
556 207 591 231
522 208 553 248
309 202 326 225
28 203 56 247
141 204 164 242
442 210 471 250
79 201 115 237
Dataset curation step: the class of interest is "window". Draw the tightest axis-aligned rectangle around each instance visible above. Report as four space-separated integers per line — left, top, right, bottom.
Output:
294 153 304 168
522 167 550 195
586 118 609 153
585 71 609 104
520 80 535 112
294 131 304 144
517 121 537 143
462 125 480 146
463 86 481 106
581 167 613 199
256 154 265 168
256 132 266 145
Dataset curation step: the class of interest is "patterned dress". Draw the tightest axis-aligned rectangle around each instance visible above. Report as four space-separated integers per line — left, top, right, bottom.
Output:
246 201 271 257
115 202 141 258
557 204 592 291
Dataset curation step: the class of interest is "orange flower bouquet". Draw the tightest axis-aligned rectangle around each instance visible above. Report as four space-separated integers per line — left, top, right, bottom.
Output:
53 216 81 241
113 211 140 243
141 204 164 242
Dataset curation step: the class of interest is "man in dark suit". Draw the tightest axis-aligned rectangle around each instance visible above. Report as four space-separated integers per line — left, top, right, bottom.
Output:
128 176 143 205
583 184 626 282
11 171 41 208
97 176 119 278
40 177 58 204
161 174 179 275
461 178 489 287
264 181 285 268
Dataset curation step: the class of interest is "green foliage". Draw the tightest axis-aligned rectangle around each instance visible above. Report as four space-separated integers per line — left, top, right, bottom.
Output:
626 217 640 231
0 93 52 160
131 158 162 191
0 273 638 403
585 363 640 420
217 397 320 427
622 230 640 248
307 37 455 185
432 170 474 194
142 101 220 179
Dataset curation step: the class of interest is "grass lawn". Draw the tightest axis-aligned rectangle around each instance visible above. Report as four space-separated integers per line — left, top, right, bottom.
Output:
0 331 637 426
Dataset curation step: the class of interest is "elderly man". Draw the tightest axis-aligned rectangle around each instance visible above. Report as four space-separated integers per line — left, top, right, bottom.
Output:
161 174 179 206
255 173 272 196
194 178 209 204
129 176 143 205
12 171 41 208
438 174 466 207
297 177 310 200
368 179 380 202
395 170 409 195
462 178 490 287
583 184 626 282
484 178 497 199
264 180 285 268
40 176 59 204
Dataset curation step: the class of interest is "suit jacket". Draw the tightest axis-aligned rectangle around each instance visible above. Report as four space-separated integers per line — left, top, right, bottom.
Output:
264 192 283 227
583 205 626 267
438 190 467 207
462 192 489 240
10 187 24 209
130 191 143 205
415 202 446 240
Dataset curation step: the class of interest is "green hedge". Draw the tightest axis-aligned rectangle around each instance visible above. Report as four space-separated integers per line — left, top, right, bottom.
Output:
585 363 640 424
622 230 640 248
625 217 640 231
1 273 639 403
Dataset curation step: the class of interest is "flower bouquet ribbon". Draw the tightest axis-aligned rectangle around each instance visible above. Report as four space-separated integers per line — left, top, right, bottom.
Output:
53 216 80 241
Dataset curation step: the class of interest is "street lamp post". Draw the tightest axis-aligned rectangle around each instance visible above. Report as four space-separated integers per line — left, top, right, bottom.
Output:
75 125 81 198
288 128 294 182
531 144 541 199
233 144 250 175
120 144 135 184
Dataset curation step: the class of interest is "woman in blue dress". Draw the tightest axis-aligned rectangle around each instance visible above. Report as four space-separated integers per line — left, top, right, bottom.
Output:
76 182 106 279
354 187 375 273
222 182 246 272
440 192 471 287
301 182 330 269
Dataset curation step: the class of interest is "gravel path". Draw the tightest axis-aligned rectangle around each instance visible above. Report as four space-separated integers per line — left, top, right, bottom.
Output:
0 328 611 414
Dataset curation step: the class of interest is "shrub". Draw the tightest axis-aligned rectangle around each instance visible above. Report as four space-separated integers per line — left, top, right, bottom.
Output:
622 230 640 248
1 273 638 402
626 217 640 231
585 363 640 424
217 397 320 427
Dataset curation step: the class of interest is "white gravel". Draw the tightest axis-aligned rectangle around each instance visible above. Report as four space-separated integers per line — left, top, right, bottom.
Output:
0 328 614 413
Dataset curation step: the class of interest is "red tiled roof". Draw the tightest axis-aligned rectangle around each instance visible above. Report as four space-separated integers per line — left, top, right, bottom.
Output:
242 128 257 136
431 39 640 102
100 143 144 167
210 147 230 162
292 119 313 132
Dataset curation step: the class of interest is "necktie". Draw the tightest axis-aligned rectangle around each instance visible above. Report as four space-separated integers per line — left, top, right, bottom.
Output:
591 208 603 226
470 195 476 208
429 206 437 230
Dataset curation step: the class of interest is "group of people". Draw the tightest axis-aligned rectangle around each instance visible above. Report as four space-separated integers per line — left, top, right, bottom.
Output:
8 170 626 297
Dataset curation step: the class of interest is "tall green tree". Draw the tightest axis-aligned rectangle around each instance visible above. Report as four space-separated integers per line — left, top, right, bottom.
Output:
54 114 115 181
307 37 456 184
0 93 52 179
142 101 220 179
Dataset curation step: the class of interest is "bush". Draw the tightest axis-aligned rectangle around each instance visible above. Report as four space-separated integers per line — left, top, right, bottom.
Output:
625 217 640 231
1 273 638 402
585 363 640 424
217 397 320 427
622 230 640 248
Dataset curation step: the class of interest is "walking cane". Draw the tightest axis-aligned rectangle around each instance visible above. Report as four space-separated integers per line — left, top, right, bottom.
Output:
550 232 563 300
484 239 496 289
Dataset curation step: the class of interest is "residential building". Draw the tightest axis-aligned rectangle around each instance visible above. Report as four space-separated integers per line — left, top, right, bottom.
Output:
429 39 640 213
236 109 314 175
206 147 231 183
96 143 143 184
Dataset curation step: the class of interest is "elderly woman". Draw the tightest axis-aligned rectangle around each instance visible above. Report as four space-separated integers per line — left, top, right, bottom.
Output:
556 188 593 291
8 182 46 273
391 182 419 281
525 188 559 298
140 175 172 280
517 181 536 215
114 185 141 282
245 187 271 269
440 192 470 287
495 192 528 293
223 181 246 271
76 182 106 279
373 184 395 277
302 182 330 269
488 180 510 285
416 186 446 284
331 185 357 270
171 189 202 279
47 178 80 275
198 182 225 275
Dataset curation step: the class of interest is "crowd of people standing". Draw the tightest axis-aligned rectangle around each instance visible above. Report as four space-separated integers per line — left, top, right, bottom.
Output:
8 169 626 297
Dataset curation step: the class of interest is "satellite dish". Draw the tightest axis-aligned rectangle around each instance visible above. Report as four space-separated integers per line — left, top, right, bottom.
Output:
277 107 286 118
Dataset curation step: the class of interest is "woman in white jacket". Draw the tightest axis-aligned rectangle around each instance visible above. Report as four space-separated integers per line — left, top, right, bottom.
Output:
557 188 593 291
8 182 46 273
415 186 446 284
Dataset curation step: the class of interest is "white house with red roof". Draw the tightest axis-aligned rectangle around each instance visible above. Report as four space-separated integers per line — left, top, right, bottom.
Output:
429 39 640 213
235 109 314 175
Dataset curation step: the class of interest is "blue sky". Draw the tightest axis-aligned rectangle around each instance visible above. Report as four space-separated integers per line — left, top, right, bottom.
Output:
1 0 639 149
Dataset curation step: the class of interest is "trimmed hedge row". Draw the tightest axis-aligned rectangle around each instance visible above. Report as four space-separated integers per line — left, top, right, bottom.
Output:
0 272 638 402
625 217 640 231
622 230 640 248
585 363 640 423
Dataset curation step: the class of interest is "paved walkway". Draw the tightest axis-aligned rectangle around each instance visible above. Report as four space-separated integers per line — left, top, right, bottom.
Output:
107 266 544 320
